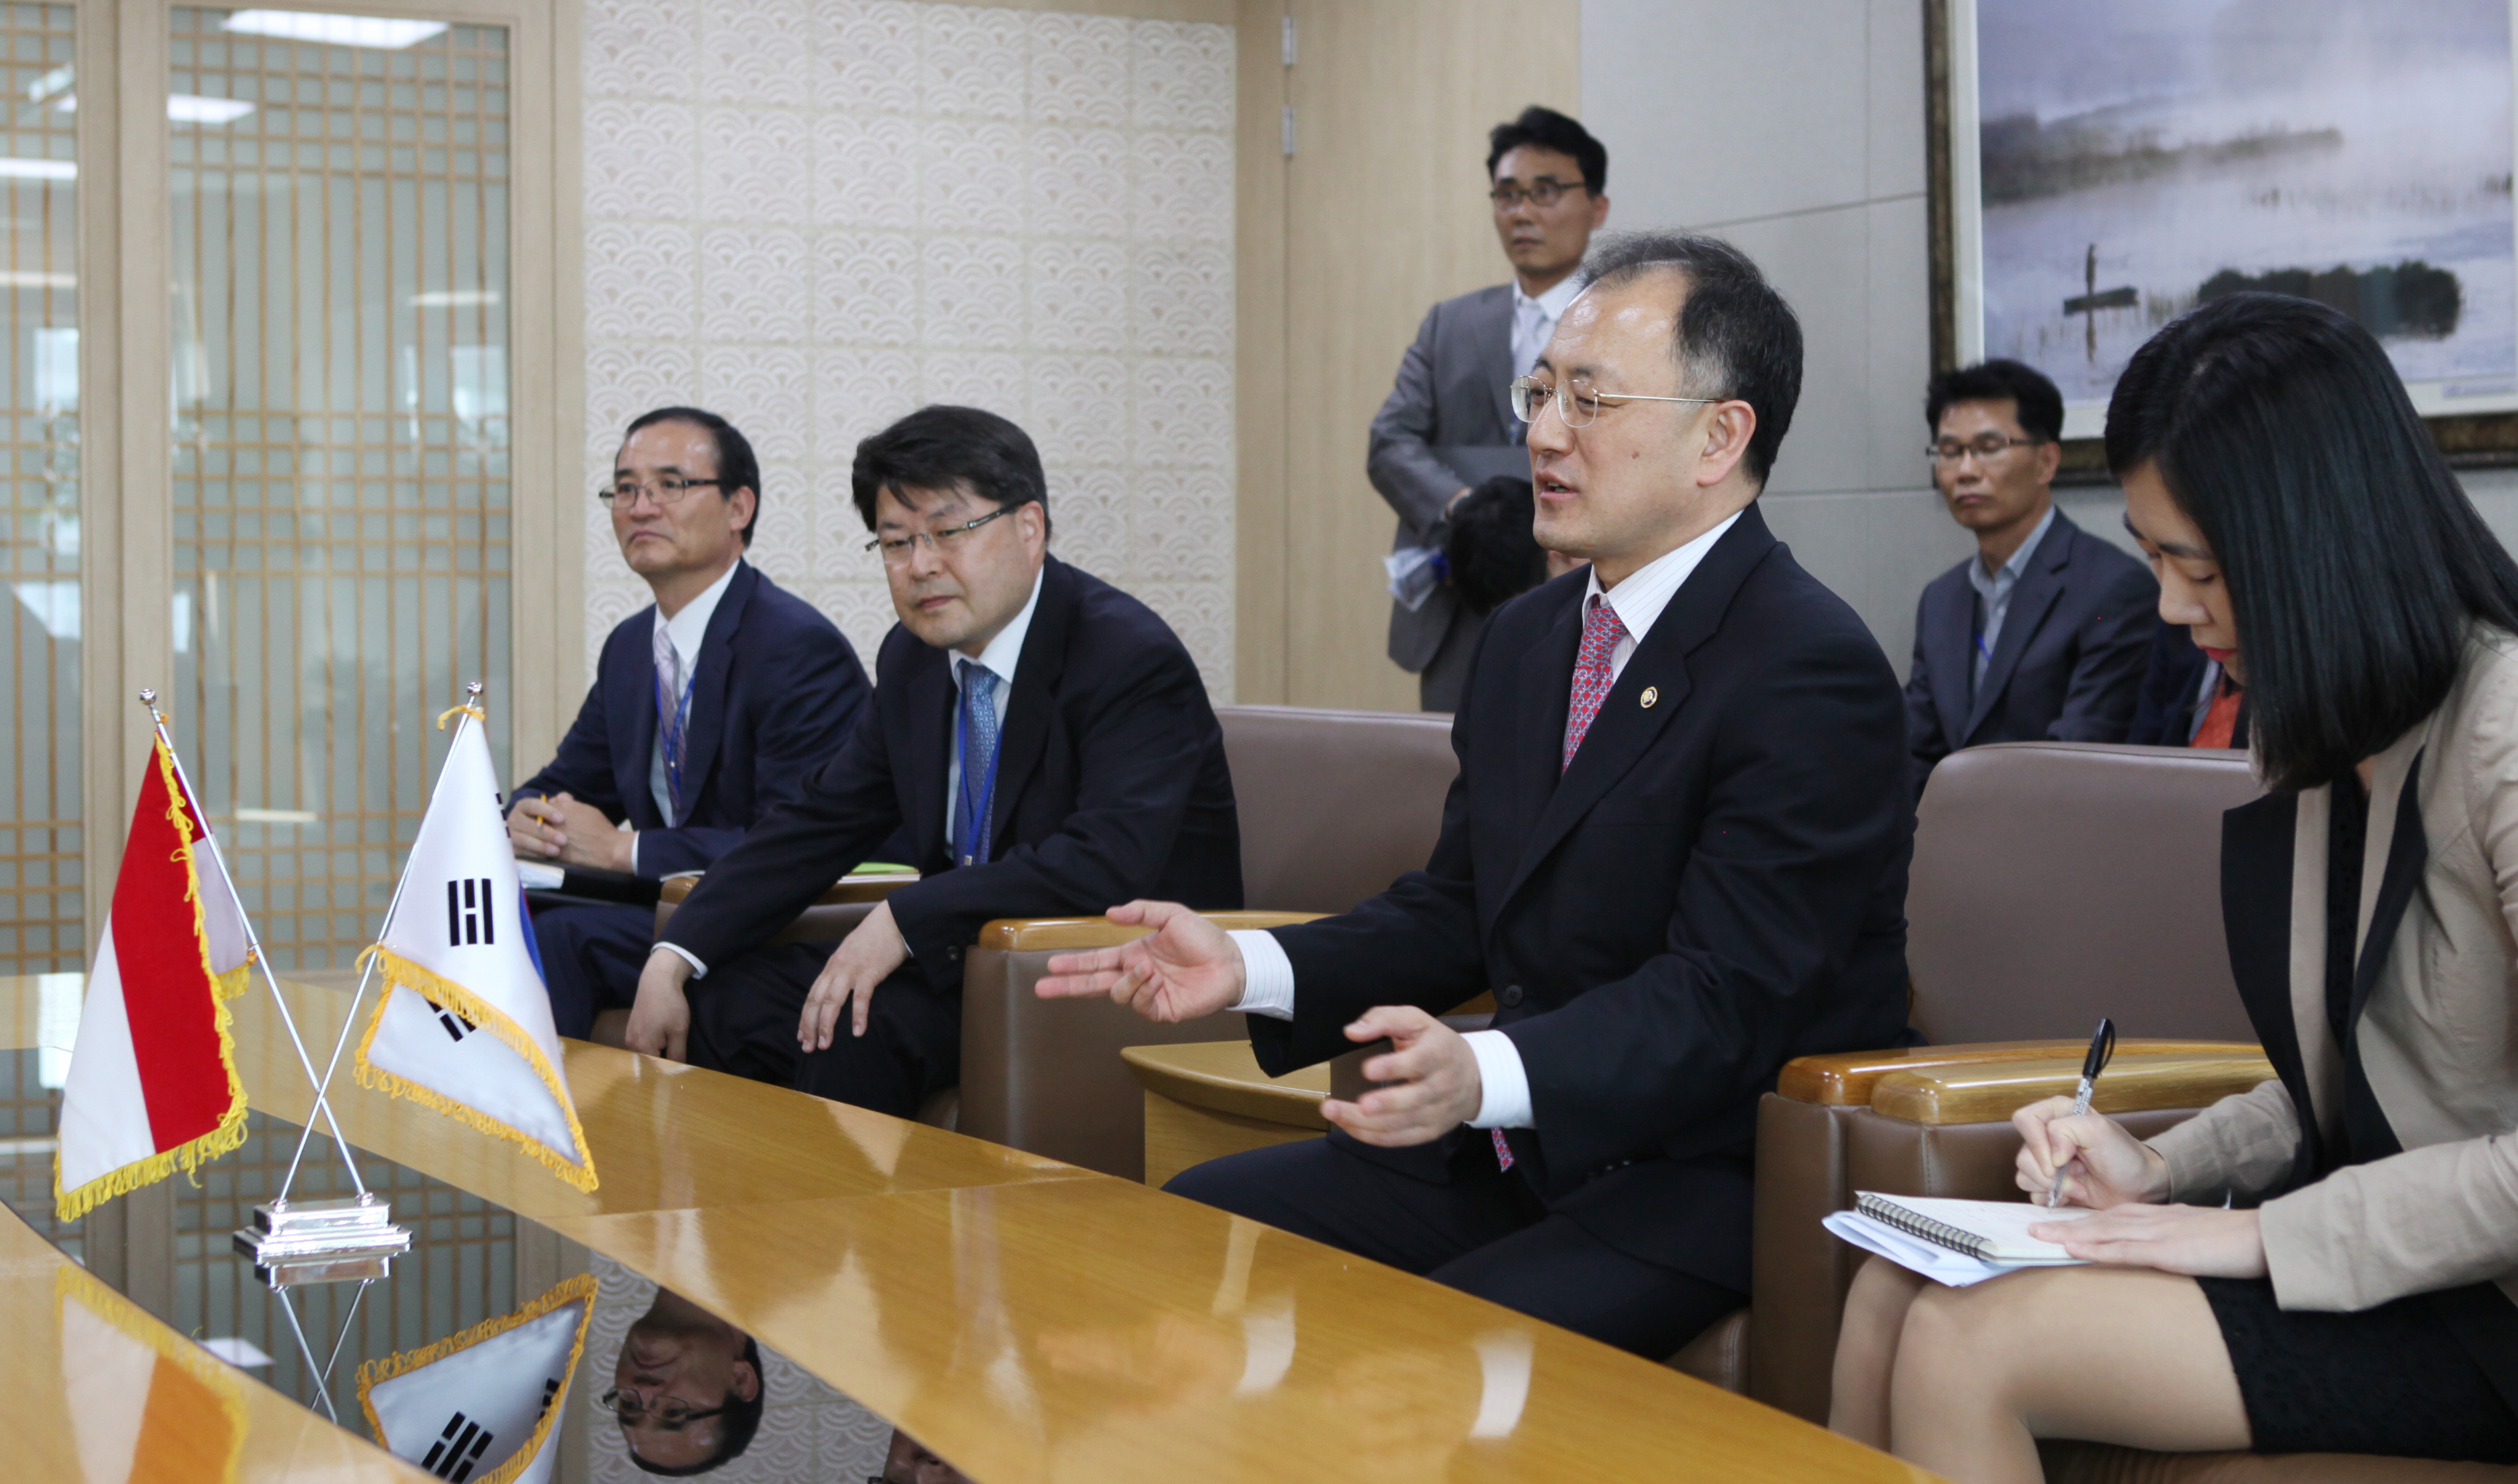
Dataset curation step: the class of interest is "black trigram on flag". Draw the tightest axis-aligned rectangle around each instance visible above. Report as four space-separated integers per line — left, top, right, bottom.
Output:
422 1411 495 1481
436 1009 479 1043
445 877 496 947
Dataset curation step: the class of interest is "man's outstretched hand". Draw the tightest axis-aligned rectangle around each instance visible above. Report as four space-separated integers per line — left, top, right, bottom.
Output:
1035 901 1245 1022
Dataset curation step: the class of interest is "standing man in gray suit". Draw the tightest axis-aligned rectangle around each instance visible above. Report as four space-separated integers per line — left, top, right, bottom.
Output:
1370 106 1610 711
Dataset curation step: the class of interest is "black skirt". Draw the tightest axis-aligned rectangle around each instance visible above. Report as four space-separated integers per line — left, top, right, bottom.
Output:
2200 1275 2518 1461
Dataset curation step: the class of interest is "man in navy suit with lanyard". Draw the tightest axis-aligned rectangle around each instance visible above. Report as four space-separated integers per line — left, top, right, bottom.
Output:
509 408 872 1039
621 405 1241 1115
1038 236 1911 1357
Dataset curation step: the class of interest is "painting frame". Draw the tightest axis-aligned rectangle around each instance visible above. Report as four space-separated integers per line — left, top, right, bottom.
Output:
1925 0 2518 476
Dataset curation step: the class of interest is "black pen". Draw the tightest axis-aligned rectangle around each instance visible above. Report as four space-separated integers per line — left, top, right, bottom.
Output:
2046 1016 2118 1208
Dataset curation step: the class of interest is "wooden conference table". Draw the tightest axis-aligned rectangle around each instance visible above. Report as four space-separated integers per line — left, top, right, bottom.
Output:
0 973 1935 1482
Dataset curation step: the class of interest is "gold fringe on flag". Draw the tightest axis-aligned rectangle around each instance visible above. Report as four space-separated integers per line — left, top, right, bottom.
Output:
352 945 600 1192
356 1271 599 1484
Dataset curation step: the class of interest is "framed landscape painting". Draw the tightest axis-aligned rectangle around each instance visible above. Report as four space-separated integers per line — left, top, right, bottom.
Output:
1928 0 2518 465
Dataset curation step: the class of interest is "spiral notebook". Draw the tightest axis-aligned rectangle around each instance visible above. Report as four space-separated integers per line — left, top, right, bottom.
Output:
1851 1192 2094 1264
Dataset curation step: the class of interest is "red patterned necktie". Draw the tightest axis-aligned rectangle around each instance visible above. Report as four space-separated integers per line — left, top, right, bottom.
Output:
1561 596 1628 772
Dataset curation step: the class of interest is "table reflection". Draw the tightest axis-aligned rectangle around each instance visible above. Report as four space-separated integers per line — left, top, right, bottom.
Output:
880 1426 976 1484
602 1287 765 1474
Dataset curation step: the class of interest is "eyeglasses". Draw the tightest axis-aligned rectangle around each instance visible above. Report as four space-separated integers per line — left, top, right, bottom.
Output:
1489 181 1584 209
1926 435 2045 465
1509 375 1717 430
593 1387 730 1432
863 506 1013 565
600 476 725 508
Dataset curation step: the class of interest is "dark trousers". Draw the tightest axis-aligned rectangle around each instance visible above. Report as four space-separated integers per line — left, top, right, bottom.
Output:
684 941 959 1117
530 899 655 1040
1165 1135 1743 1359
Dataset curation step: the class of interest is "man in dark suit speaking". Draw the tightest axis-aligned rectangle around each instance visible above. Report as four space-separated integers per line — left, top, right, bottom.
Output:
1039 235 1912 1358
1371 106 1610 711
623 406 1243 1117
509 407 871 1039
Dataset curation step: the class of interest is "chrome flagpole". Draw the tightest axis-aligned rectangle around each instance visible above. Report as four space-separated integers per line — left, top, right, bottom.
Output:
139 690 372 1204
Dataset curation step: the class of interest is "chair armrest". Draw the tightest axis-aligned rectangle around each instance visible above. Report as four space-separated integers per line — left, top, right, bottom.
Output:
657 867 920 909
1776 1038 2262 1106
1869 1050 2276 1125
973 910 1324 951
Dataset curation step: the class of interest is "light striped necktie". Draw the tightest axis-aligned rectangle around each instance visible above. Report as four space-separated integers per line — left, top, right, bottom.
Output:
652 620 689 825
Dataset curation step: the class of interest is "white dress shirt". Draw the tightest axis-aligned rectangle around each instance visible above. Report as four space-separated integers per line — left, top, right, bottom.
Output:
632 558 742 872
1963 505 2055 691
1228 511 1744 1129
1510 273 1587 382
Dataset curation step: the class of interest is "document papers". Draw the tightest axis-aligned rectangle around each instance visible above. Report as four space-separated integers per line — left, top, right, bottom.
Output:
1822 1193 2098 1287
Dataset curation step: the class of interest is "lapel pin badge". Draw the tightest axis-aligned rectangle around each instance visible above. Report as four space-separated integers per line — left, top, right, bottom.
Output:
1641 686 1659 709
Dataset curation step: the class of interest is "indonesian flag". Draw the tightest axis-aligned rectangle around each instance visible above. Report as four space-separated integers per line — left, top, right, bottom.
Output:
357 1272 596 1484
54 734 251 1222
58 1264 248 1484
354 704 596 1190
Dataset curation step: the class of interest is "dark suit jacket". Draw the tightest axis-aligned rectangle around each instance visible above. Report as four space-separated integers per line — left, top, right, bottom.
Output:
1369 283 1529 671
513 561 871 878
660 557 1244 993
1249 505 1913 1292
1904 509 2158 794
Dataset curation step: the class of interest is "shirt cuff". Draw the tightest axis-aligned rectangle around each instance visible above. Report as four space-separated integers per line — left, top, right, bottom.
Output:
1462 1029 1533 1129
1226 930 1294 1020
651 941 707 980
628 832 639 875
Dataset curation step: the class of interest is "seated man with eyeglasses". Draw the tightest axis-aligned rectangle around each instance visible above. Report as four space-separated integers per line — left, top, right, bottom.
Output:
623 404 1243 1116
508 407 874 1041
600 1287 765 1475
1904 359 2158 796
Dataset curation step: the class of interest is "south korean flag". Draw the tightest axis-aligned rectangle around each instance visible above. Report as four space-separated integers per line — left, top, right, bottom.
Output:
354 698 597 1190
359 1273 597 1484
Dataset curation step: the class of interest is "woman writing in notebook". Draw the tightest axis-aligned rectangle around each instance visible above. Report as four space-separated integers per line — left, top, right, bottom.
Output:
1830 291 2518 1480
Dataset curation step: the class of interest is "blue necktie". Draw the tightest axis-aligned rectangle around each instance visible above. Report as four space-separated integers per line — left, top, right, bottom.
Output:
955 662 1002 867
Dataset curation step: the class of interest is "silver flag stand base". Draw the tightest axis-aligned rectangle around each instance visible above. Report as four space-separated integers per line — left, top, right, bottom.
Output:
234 1194 413 1289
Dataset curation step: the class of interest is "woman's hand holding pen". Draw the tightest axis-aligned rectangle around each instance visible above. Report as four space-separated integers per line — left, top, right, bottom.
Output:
2012 1097 2270 1278
2012 1095 2169 1210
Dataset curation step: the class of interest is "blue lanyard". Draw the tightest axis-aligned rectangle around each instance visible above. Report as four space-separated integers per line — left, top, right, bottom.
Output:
955 682 997 867
654 663 694 808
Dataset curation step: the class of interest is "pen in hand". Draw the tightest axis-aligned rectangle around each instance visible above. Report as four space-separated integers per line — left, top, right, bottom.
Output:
2046 1015 2118 1208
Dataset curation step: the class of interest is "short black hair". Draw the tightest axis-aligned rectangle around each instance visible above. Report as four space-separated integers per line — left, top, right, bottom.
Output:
1486 106 1606 195
2105 291 2518 791
1444 476 1545 614
851 404 1050 536
622 406 760 546
1926 358 2064 445
1579 231 1802 487
624 1338 765 1476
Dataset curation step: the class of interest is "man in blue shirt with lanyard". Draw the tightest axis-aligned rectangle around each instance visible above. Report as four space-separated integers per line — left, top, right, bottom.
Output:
622 405 1241 1115
509 408 873 1039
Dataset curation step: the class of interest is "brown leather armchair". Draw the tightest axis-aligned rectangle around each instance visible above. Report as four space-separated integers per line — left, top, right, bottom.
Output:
1746 740 2267 1418
1714 741 2271 1409
958 705 1461 1176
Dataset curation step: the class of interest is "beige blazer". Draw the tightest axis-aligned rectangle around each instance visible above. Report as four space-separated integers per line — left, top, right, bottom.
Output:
2149 627 2518 1313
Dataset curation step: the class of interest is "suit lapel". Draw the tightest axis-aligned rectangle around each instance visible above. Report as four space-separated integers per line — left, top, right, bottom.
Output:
673 562 757 818
1498 508 1777 911
2220 789 2324 1180
1503 582 1584 853
1480 287 1521 445
986 558 1074 853
2340 739 2432 1161
903 648 955 867
1961 517 2073 739
613 606 664 826
1922 572 1974 748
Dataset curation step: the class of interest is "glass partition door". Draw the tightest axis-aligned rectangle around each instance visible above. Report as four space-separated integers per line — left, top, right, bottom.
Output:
167 7 512 970
0 5 80 976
